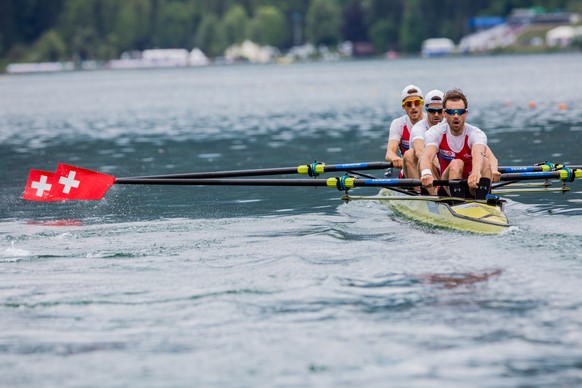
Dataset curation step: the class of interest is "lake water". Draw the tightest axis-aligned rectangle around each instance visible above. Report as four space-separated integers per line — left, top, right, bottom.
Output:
1 53 582 386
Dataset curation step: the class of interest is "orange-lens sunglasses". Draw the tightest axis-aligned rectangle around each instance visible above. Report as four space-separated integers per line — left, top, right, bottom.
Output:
402 99 424 108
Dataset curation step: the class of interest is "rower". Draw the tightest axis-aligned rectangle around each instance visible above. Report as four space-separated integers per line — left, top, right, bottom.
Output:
419 88 495 199
402 89 444 188
404 90 500 194
385 85 424 175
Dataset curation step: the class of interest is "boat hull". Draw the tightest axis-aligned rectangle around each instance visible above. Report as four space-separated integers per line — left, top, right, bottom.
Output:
379 188 510 234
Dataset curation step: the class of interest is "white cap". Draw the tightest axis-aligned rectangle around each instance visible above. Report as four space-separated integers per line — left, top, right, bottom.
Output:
424 89 444 106
401 84 423 101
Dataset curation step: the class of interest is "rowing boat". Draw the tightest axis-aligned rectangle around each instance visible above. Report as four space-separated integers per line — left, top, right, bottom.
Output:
341 165 581 234
377 188 509 234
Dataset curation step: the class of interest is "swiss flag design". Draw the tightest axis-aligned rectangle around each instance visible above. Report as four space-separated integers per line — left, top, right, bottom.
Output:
22 170 66 201
23 165 116 201
55 164 115 200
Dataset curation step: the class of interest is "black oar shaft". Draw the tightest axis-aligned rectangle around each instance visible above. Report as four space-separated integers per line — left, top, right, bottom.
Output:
115 178 333 187
114 177 450 188
119 162 393 180
122 167 304 180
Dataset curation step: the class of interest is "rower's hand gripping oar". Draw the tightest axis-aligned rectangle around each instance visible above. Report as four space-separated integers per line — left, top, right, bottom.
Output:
22 164 582 202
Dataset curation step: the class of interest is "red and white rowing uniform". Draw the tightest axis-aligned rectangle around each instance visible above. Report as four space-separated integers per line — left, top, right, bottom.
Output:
424 121 487 178
409 117 445 143
388 115 415 155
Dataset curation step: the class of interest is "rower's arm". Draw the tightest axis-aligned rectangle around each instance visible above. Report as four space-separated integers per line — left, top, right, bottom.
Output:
485 146 501 182
419 145 437 172
468 144 487 189
420 145 438 187
412 138 425 160
385 140 402 167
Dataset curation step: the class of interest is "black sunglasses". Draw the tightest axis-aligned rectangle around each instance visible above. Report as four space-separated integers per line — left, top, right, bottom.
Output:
426 107 443 114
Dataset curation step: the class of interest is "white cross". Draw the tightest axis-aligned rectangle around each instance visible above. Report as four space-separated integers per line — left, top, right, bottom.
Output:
58 170 80 194
31 175 52 197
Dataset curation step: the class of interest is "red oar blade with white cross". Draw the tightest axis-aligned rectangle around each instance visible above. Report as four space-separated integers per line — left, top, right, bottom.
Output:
22 164 115 201
22 170 64 201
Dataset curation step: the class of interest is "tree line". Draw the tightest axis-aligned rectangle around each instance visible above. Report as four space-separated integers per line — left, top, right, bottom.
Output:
0 0 579 66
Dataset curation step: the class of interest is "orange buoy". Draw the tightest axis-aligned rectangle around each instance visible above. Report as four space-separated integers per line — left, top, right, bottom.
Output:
528 101 537 108
558 103 568 111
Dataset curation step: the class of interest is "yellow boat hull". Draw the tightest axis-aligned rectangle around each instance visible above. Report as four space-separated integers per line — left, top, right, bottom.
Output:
379 188 510 234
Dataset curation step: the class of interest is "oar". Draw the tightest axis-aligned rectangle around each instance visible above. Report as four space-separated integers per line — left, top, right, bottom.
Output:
492 187 570 194
120 161 393 180
493 169 580 189
499 170 581 182
121 162 579 179
22 164 582 202
498 163 582 173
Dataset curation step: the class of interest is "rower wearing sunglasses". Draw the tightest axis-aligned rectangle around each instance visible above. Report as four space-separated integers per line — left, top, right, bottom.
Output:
419 88 499 199
402 89 445 184
385 85 425 174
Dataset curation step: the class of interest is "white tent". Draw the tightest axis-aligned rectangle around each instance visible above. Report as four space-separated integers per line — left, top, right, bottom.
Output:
225 40 279 63
546 26 582 47
189 48 210 66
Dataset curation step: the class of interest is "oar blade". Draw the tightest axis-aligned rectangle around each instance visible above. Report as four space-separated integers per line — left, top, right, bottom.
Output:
22 170 64 201
23 165 115 201
55 164 115 200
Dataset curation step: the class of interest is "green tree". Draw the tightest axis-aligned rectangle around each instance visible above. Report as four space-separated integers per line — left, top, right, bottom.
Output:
114 0 152 51
305 0 341 46
28 29 66 61
58 0 100 59
342 0 368 42
399 0 424 52
369 18 398 53
247 6 287 47
566 0 582 13
223 5 249 45
2 0 580 66
97 0 121 37
196 14 226 56
155 1 197 48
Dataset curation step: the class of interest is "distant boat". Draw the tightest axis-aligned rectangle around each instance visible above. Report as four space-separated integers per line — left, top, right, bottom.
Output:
421 38 456 57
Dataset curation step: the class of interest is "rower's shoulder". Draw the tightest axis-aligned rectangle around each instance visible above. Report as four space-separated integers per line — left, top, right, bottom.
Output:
391 114 409 125
427 121 448 134
410 118 426 131
464 122 483 132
